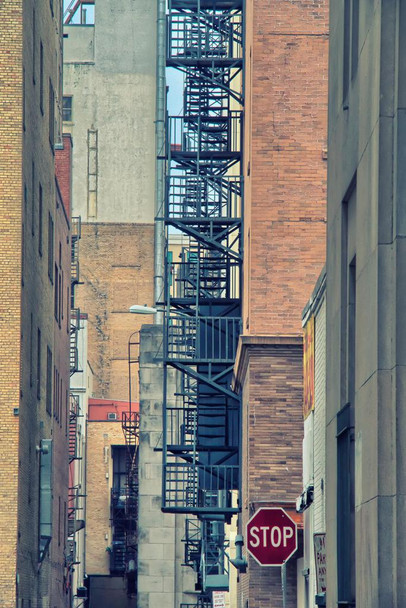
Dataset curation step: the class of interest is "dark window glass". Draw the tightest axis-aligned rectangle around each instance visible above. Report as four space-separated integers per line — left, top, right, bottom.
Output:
38 184 43 256
37 329 41 400
46 348 52 415
62 96 72 122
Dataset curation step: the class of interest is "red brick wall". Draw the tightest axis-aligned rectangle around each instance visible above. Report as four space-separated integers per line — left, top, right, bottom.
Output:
55 134 73 218
243 0 328 336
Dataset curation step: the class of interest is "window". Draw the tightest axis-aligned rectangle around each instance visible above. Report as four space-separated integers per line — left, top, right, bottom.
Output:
343 0 359 104
37 329 41 400
38 184 43 256
32 162 35 236
58 497 61 546
49 80 55 148
40 41 44 114
337 187 357 605
65 389 69 437
48 213 54 283
46 347 52 415
30 314 33 388
54 243 62 326
337 403 355 605
54 264 59 323
23 67 26 131
67 286 70 333
32 9 36 84
112 447 131 492
60 377 63 427
62 96 72 122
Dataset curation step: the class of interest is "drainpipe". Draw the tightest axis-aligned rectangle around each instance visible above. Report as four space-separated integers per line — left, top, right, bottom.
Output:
154 0 166 325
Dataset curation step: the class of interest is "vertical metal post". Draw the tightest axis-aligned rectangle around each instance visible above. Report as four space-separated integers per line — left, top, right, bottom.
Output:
281 563 287 608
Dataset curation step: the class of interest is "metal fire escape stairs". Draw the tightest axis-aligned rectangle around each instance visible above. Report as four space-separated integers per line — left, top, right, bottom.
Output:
164 1 243 601
110 333 140 594
67 218 85 584
70 217 81 376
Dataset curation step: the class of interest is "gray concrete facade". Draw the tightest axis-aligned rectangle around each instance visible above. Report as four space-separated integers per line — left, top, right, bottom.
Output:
137 325 195 608
63 0 156 223
326 2 406 606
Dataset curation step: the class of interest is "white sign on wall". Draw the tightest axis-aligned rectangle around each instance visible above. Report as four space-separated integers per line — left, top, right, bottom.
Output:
314 533 327 593
212 591 226 608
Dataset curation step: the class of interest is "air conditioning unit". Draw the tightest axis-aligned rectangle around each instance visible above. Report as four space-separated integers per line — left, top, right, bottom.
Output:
107 412 117 420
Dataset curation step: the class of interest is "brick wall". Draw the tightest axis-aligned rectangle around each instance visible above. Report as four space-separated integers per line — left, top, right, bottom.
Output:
243 0 328 336
235 2 328 605
236 339 303 608
0 1 23 604
76 222 155 401
55 134 73 218
0 0 66 605
86 421 127 574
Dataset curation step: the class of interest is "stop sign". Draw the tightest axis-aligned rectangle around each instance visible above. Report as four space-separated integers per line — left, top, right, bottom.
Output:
246 507 297 566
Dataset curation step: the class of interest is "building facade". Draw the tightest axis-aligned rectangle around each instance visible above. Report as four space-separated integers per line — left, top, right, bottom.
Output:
63 3 158 603
300 271 327 607
325 2 406 606
0 1 69 605
233 1 328 606
63 0 156 401
85 398 138 606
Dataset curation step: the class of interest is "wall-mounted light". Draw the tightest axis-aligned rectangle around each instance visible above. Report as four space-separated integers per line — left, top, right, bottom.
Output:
129 304 158 315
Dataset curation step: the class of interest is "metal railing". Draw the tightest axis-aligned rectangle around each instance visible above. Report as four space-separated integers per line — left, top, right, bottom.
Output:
167 13 242 61
163 463 239 512
170 259 240 301
166 406 197 447
168 112 242 156
166 315 240 362
166 174 241 220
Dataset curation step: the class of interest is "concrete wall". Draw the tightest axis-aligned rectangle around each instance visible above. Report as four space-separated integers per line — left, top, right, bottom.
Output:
137 325 195 608
63 0 156 405
326 1 406 605
63 0 156 224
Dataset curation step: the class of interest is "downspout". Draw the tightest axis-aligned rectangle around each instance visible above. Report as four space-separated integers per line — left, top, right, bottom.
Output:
154 0 166 325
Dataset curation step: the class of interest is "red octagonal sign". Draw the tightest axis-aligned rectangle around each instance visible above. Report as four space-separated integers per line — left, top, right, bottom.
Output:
246 507 298 566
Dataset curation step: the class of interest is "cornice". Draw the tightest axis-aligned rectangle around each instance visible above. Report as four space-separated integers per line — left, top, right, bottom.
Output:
232 334 303 394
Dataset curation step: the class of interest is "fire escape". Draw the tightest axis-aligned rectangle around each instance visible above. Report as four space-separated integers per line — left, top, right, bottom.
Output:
164 1 243 603
109 333 140 595
70 217 81 376
66 217 85 591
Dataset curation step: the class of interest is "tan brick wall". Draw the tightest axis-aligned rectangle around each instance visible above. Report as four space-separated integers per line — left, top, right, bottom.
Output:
243 0 328 337
0 2 23 604
238 341 303 608
86 421 127 574
76 223 155 401
0 0 65 606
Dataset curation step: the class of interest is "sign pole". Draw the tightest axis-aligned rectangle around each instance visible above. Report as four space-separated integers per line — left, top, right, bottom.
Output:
281 563 287 608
